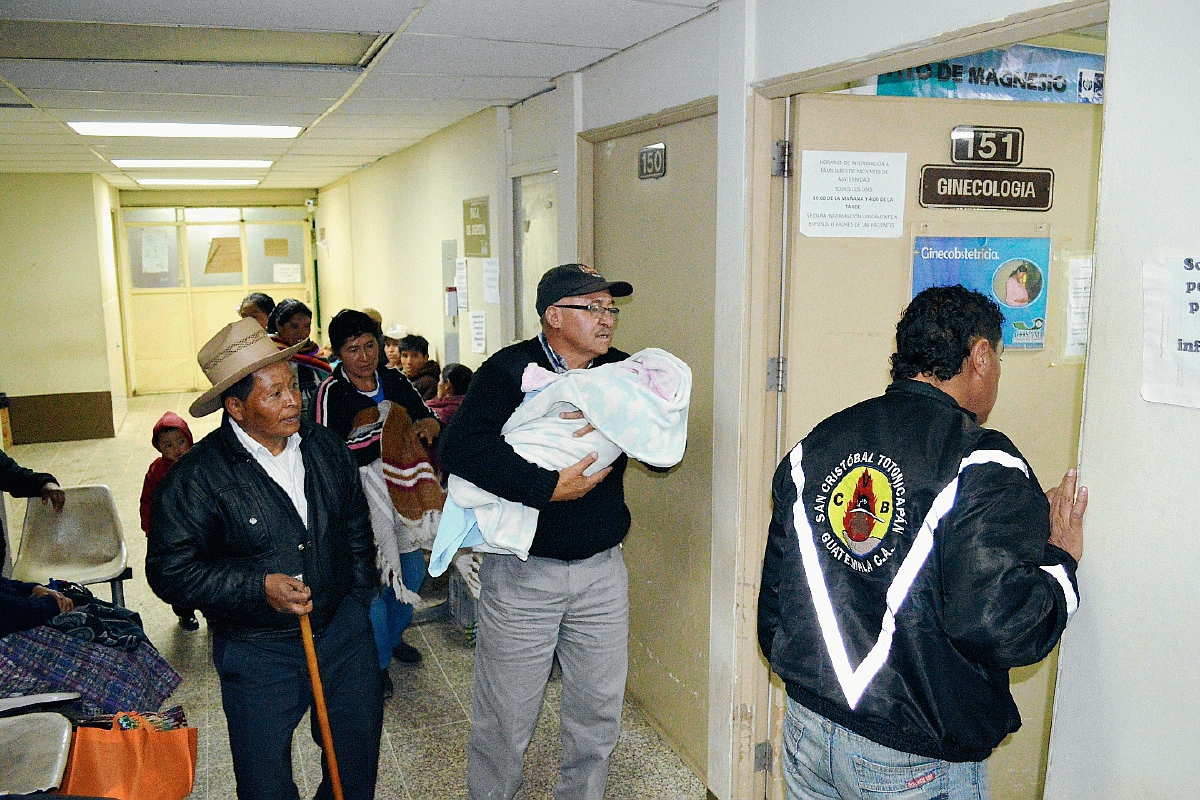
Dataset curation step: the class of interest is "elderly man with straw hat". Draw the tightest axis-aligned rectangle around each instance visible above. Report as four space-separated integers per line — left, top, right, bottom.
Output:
146 318 382 800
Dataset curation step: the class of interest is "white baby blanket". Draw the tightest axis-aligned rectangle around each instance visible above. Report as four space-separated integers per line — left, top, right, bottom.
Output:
430 347 691 575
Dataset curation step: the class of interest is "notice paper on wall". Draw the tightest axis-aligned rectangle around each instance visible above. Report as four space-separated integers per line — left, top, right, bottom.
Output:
483 258 501 304
273 263 302 283
800 150 907 238
141 229 170 274
469 310 487 354
1142 256 1200 408
455 258 469 311
445 287 459 318
1064 256 1093 358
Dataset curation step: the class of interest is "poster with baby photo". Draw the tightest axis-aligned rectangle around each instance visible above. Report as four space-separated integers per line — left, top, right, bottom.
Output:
913 236 1051 350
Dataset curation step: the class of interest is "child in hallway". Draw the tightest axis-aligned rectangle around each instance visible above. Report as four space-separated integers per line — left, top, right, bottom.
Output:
139 412 198 630
426 363 473 426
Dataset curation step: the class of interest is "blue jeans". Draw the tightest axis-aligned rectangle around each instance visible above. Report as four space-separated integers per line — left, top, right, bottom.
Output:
782 697 988 800
368 548 427 670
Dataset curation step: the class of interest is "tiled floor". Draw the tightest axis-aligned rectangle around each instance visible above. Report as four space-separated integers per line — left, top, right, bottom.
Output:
3 393 707 800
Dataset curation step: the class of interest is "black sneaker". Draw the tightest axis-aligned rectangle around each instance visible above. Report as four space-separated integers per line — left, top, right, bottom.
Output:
178 615 200 631
380 669 394 700
392 640 422 664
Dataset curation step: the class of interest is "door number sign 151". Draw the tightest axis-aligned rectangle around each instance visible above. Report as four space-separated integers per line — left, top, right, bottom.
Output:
950 126 1023 166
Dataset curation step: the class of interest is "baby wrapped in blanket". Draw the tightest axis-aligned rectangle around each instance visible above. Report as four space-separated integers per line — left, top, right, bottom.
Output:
430 347 690 575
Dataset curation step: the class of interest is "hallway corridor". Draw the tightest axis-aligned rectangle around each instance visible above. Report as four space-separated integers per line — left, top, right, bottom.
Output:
2 394 706 799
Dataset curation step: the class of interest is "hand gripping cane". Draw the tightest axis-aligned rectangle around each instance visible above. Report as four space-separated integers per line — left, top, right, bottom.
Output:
295 575 346 800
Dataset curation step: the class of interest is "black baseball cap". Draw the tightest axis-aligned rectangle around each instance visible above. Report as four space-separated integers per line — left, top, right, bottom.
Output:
536 263 633 316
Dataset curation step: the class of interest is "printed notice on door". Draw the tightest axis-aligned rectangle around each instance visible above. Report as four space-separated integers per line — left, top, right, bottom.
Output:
1142 256 1200 407
800 151 907 238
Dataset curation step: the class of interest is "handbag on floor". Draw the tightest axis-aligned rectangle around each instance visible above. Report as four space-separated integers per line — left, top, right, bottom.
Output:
59 710 198 800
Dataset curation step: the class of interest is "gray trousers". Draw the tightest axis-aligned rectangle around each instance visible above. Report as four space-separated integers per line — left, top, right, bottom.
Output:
466 545 629 800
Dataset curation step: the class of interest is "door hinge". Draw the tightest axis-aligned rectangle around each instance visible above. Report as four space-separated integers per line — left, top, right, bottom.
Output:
767 357 787 393
754 740 774 772
771 140 791 177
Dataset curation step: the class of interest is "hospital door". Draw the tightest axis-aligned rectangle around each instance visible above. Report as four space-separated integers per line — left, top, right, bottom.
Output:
591 109 717 780
777 92 1100 800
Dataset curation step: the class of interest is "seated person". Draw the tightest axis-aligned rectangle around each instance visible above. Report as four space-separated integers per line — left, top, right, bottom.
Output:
0 575 180 715
0 574 72 637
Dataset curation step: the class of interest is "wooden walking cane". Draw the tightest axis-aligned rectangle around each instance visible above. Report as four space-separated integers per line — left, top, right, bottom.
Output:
296 576 346 800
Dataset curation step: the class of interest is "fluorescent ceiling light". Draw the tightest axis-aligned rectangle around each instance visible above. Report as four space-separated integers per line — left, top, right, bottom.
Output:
70 122 301 138
113 159 273 169
136 178 261 187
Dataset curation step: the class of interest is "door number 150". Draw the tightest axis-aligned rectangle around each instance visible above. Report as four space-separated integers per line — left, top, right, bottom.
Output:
950 126 1024 166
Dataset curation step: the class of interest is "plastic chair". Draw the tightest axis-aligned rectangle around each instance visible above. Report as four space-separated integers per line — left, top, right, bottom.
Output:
0 693 78 795
11 485 131 606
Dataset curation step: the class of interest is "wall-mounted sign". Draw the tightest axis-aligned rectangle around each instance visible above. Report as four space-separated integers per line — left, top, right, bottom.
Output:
463 196 490 257
919 165 1053 211
1141 256 1200 408
876 44 1105 105
799 150 907 238
638 143 666 179
951 126 1023 165
913 236 1051 349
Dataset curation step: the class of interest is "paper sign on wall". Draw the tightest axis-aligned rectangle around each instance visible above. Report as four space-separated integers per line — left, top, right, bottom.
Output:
1141 257 1200 408
205 237 242 274
800 151 907 238
446 287 459 318
1064 256 1093 358
469 310 487 354
141 229 169 274
483 258 500 304
455 258 469 311
273 263 302 283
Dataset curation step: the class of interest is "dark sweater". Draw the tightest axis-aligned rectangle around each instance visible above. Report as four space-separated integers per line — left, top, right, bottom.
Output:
0 576 58 638
1 451 57 570
438 337 631 561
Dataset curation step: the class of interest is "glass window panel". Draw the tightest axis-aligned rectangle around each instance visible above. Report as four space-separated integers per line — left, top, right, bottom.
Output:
187 224 244 286
127 226 182 288
243 206 308 221
184 207 241 222
247 223 306 284
124 208 177 223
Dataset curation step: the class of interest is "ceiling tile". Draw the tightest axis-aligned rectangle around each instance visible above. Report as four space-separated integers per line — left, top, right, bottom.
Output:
0 60 358 98
374 33 616 78
406 0 705 49
25 90 335 116
345 73 551 102
0 1 421 33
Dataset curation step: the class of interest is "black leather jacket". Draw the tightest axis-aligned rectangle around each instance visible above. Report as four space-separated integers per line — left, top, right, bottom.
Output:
758 380 1079 762
146 416 376 641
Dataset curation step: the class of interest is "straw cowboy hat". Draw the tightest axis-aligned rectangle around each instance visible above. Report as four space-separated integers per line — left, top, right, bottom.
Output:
190 318 305 417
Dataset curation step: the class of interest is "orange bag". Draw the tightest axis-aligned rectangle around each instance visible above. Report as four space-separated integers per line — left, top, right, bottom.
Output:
59 711 198 800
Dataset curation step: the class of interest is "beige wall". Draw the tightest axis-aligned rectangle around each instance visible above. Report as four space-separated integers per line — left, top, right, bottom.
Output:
93 177 127 429
0 173 112 398
314 181 356 338
317 108 504 369
1045 2 1200 797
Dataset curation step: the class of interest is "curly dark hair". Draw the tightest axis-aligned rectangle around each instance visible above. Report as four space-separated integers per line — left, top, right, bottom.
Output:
890 285 1003 382
328 309 382 355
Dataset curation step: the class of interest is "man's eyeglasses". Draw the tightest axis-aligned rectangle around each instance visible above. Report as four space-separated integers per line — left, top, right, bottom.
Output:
552 302 621 319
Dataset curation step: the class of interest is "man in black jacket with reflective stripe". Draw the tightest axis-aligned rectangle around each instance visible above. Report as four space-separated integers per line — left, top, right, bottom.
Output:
758 286 1088 800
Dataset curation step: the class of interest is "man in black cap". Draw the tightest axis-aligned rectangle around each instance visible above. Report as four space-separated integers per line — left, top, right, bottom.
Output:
440 263 634 800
